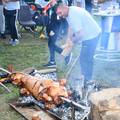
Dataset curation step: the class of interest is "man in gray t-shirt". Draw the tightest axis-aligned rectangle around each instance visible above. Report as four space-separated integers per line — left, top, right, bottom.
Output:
56 3 101 87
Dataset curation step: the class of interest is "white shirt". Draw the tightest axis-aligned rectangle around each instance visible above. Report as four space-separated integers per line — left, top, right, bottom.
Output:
35 0 49 7
4 1 20 10
66 6 101 41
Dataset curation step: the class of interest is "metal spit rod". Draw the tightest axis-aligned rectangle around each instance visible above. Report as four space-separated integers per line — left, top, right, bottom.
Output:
0 67 11 92
0 82 11 93
60 97 90 110
0 67 11 74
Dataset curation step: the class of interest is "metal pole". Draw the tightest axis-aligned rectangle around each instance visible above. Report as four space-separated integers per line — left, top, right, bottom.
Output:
0 67 11 74
0 82 11 93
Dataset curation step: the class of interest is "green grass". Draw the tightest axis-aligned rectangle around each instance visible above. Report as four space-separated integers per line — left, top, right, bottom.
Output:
0 33 48 70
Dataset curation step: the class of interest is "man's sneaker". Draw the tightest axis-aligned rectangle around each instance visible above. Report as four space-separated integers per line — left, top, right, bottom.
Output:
0 33 6 39
9 39 13 44
64 52 73 65
9 39 19 46
43 61 56 68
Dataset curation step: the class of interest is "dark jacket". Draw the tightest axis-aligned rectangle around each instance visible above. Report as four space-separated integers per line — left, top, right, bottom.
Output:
0 0 3 5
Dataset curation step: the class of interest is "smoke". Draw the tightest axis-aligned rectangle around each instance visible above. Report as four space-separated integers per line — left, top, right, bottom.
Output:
93 51 120 87
56 37 83 91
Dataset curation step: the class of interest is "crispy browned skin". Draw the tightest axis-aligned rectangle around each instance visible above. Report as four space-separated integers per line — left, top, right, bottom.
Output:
9 72 69 109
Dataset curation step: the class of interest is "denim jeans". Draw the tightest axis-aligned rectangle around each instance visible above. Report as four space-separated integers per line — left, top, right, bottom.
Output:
47 18 68 62
80 34 100 83
48 33 63 62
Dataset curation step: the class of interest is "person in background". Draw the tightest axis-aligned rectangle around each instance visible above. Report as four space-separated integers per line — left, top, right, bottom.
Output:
3 0 20 46
85 0 92 12
112 0 120 50
100 0 119 50
0 0 6 39
117 0 120 6
111 0 120 50
35 0 49 8
73 0 85 8
56 3 101 88
43 0 71 68
115 0 120 50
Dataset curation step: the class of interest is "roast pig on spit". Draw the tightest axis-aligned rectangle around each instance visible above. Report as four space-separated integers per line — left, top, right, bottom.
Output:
9 72 69 109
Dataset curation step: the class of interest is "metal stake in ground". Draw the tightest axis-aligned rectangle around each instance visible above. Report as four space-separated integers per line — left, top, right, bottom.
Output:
0 67 11 93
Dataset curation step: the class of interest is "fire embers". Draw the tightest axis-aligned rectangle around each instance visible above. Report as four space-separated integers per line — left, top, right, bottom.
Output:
9 72 69 109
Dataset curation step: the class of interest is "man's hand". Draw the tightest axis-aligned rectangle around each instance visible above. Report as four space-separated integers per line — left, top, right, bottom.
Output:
61 39 73 49
61 39 73 57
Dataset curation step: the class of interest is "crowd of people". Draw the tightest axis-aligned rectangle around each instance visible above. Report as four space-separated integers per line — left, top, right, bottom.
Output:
43 0 93 68
33 0 101 89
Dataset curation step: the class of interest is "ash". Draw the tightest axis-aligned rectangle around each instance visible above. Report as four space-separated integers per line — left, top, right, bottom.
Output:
51 105 90 120
29 69 57 81
17 90 90 120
